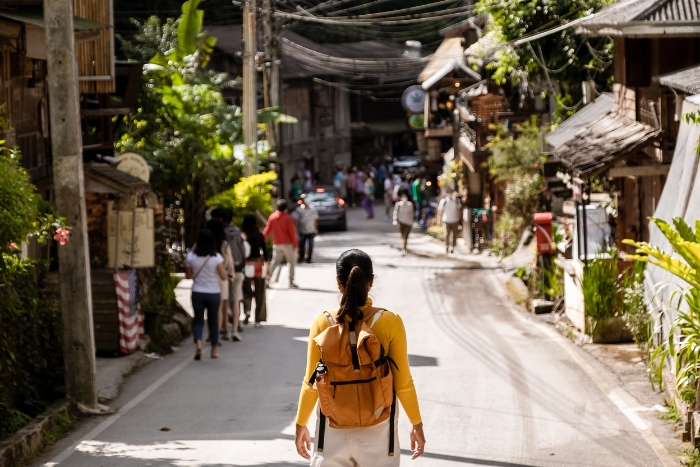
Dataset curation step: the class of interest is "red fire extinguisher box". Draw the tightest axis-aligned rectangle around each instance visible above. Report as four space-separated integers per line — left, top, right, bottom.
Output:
534 212 553 254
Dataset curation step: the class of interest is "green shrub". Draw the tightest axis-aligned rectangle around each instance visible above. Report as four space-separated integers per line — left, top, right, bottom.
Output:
582 254 621 321
207 171 277 225
621 262 650 355
426 225 445 242
0 150 39 256
492 212 525 257
0 257 63 441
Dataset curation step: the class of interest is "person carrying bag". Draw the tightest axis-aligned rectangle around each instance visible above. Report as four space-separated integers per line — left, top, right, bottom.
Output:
294 249 426 466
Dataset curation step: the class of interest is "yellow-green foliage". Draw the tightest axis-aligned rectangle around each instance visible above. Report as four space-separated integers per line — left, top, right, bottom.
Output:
207 171 277 225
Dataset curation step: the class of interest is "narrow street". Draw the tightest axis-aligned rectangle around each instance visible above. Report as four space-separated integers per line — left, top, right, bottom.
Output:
32 208 671 467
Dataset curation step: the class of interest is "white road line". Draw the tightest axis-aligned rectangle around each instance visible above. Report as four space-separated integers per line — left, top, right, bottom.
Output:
43 355 193 466
489 272 679 467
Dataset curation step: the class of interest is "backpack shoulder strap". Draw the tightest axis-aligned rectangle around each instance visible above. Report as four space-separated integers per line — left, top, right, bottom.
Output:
323 311 336 326
370 309 385 328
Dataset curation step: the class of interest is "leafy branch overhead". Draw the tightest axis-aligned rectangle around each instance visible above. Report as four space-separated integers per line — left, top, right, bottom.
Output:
472 0 614 110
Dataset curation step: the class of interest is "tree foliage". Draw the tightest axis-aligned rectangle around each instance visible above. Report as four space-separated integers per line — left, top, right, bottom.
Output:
487 117 544 257
473 0 614 110
487 117 544 183
116 1 294 245
207 171 277 226
0 148 70 266
117 16 178 62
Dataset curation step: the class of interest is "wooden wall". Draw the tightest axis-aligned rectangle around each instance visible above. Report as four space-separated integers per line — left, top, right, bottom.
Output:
74 0 114 93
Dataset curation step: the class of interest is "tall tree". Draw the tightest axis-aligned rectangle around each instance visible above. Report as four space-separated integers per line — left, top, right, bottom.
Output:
117 0 294 244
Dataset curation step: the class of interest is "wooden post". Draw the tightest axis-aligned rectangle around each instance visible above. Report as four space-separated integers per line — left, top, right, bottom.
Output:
44 0 98 409
242 0 258 176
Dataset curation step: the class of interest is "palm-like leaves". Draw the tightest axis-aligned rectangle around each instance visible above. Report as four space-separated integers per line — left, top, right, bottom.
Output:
626 217 700 393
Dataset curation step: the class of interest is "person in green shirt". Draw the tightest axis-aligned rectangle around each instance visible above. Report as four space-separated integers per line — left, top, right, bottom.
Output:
290 175 305 203
412 177 424 220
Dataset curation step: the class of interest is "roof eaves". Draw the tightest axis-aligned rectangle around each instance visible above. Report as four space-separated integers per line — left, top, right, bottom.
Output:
421 59 480 90
657 65 700 94
553 111 661 174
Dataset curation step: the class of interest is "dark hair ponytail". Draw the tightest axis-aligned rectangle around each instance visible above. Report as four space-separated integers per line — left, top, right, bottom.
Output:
336 249 374 323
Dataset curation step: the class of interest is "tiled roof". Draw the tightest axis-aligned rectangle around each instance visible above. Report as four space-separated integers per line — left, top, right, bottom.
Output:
578 0 700 36
546 93 613 149
553 112 660 174
658 65 700 94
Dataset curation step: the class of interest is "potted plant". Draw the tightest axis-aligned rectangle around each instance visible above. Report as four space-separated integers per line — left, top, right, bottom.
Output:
581 253 633 343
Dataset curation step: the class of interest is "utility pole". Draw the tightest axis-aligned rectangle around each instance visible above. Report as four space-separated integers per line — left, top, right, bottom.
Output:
44 0 98 409
261 0 280 150
242 0 258 176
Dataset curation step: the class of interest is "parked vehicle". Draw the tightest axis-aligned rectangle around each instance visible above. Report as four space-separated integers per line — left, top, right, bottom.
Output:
302 186 347 231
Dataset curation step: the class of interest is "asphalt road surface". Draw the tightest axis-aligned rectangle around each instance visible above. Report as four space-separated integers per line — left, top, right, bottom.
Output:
32 207 677 467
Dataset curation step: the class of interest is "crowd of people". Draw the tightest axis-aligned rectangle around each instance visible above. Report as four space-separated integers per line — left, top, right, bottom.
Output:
184 199 318 360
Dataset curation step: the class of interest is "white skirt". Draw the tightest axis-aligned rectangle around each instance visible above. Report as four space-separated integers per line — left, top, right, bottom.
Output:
311 407 400 467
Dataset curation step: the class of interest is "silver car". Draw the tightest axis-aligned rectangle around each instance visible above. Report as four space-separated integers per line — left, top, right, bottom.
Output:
301 186 347 231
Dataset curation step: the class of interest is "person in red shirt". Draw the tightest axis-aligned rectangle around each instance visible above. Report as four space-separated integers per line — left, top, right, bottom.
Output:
264 199 299 288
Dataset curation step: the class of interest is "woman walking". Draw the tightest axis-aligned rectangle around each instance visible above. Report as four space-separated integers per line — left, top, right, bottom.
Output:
362 176 375 219
186 229 228 359
294 249 426 466
241 214 269 328
393 189 415 255
207 218 235 341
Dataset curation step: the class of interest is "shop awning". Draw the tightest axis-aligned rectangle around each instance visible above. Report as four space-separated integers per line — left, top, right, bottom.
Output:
553 111 660 174
0 10 108 30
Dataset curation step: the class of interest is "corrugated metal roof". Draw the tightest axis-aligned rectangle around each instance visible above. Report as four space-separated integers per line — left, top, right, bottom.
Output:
658 65 700 94
578 0 700 36
553 112 661 174
546 93 613 149
644 0 700 20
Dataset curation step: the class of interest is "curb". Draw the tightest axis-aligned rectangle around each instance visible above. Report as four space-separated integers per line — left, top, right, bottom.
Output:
0 399 76 467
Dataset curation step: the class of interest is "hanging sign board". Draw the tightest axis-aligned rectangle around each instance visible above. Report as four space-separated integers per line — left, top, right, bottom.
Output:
401 85 425 114
107 201 155 268
116 153 150 182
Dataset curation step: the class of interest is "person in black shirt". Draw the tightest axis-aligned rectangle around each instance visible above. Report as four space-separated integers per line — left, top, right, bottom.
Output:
241 214 270 328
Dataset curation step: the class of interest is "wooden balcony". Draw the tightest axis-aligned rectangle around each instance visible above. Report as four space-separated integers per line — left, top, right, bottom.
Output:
424 128 453 138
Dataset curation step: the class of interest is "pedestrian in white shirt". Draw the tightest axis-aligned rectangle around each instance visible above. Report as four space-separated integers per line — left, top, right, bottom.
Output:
186 229 228 360
292 195 319 263
438 187 462 254
393 188 415 256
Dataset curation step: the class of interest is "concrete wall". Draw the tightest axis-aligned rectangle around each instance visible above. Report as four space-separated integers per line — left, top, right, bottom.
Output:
563 258 585 332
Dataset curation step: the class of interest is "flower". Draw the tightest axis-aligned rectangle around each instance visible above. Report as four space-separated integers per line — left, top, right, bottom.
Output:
8 242 18 250
53 227 71 246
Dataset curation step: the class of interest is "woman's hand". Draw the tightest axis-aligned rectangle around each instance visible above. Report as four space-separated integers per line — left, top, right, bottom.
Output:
295 424 312 460
410 423 426 460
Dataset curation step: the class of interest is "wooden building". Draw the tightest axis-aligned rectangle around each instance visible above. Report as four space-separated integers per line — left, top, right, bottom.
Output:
4 0 151 353
419 17 550 213
551 0 700 249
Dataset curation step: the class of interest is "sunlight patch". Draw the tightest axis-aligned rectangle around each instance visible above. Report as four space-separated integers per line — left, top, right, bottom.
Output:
74 439 306 466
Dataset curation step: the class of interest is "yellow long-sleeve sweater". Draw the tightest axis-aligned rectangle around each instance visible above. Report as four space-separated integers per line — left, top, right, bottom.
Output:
296 299 422 426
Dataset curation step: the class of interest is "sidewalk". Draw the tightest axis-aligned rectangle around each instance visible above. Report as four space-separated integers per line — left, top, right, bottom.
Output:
408 226 500 268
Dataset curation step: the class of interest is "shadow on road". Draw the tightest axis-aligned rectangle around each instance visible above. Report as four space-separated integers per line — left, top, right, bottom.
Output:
400 449 542 466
